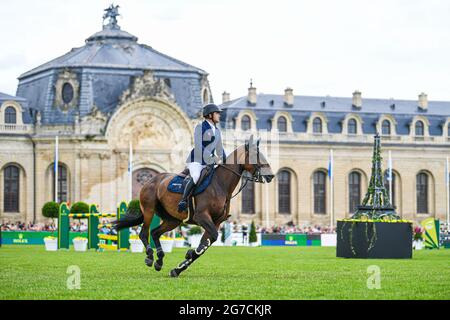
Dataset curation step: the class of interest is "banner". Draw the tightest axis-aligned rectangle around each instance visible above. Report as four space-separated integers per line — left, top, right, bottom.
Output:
420 218 440 249
1 231 87 245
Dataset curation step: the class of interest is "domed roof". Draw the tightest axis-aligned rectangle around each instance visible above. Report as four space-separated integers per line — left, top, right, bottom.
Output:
19 7 206 79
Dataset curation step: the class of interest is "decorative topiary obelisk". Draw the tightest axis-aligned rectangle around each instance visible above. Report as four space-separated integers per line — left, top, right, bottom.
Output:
336 133 412 259
352 133 399 220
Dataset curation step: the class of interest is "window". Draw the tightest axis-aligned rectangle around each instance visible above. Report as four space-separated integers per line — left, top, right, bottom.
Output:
241 115 251 131
164 78 171 88
4 165 20 212
348 119 357 134
52 164 68 202
313 171 326 214
416 172 428 214
278 170 291 214
62 83 74 104
447 125 450 137
382 120 391 135
384 170 396 207
203 89 209 104
348 172 361 214
5 107 17 124
415 121 424 136
313 117 322 133
277 116 287 133
241 181 255 214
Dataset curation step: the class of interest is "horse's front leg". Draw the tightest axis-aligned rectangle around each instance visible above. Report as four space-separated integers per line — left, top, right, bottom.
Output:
169 231 214 278
170 211 218 278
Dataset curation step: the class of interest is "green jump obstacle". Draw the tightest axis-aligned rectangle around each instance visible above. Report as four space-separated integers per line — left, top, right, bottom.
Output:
57 202 130 251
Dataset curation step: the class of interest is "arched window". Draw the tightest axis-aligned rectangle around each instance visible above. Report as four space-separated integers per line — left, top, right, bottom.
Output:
278 170 291 214
384 170 396 207
277 116 287 133
348 172 361 214
241 115 251 131
416 172 428 214
447 125 450 137
382 120 391 135
4 165 20 212
313 117 322 133
348 119 357 134
5 106 17 124
242 181 255 214
52 164 68 202
313 171 326 214
415 121 424 136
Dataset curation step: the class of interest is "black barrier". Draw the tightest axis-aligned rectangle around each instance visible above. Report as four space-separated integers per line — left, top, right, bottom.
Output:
336 221 412 259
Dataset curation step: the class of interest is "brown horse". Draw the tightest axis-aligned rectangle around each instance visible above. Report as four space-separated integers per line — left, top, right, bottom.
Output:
113 135 274 277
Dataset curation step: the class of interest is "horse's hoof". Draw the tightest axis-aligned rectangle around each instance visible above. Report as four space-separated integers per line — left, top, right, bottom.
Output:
154 260 163 272
145 257 153 267
170 269 179 278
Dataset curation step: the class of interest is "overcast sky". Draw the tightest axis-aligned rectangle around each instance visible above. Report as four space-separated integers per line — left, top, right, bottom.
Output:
1 0 450 103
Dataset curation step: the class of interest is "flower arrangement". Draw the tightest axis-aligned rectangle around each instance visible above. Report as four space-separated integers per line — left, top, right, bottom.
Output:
187 226 203 236
73 237 88 241
413 226 424 241
160 235 175 241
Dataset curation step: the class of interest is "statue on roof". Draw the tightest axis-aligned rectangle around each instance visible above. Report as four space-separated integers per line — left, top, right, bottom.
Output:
103 4 121 29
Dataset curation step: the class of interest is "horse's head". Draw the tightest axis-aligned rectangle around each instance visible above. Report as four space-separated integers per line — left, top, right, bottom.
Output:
242 135 275 183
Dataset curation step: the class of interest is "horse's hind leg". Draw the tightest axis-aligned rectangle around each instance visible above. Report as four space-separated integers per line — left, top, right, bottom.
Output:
151 218 180 272
140 207 155 268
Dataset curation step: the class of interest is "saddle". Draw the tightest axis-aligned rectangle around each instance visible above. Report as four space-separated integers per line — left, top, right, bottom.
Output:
167 165 215 196
167 165 215 223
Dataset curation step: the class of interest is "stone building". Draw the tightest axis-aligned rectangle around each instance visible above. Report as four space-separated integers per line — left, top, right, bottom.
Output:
1 7 449 227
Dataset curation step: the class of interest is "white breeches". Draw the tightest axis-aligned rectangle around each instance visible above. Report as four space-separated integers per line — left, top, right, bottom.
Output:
187 162 206 184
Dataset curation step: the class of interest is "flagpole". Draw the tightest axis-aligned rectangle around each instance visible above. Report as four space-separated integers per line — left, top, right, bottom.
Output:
330 149 334 230
128 141 133 202
446 156 449 227
54 136 59 203
388 150 392 204
265 182 270 229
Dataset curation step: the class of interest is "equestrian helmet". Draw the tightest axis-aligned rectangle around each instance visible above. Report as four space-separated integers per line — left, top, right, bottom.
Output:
202 104 222 117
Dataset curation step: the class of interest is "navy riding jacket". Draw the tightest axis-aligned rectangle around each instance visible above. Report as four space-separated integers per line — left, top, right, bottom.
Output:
186 120 227 165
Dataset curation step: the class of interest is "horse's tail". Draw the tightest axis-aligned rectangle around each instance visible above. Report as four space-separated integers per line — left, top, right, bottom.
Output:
112 206 144 231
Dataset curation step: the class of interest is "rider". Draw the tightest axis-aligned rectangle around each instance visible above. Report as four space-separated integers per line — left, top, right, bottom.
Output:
177 104 227 212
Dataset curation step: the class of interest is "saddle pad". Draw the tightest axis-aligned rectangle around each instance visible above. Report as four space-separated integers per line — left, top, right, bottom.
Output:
167 169 215 196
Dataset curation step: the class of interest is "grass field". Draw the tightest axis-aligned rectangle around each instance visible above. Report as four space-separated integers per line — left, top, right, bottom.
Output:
0 245 449 300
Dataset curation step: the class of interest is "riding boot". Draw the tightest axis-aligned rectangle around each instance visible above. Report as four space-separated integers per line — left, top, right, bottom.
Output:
177 177 196 212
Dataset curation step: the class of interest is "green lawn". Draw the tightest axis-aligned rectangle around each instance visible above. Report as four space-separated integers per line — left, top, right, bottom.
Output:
0 245 449 300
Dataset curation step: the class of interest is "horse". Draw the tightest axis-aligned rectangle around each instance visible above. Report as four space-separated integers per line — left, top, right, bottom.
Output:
113 135 274 277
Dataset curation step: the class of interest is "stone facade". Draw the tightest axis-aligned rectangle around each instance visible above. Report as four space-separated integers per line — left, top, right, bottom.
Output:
0 7 449 227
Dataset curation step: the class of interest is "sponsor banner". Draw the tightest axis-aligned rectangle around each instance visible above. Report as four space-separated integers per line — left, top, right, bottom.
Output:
1 231 87 245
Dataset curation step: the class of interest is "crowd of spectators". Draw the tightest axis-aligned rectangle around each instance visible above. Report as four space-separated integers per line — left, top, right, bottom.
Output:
229 220 336 235
7 220 448 236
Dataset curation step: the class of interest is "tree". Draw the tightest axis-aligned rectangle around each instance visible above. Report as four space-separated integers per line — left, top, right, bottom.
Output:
249 221 257 244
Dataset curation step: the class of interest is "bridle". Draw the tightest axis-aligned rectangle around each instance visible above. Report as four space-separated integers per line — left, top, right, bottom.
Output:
217 144 266 200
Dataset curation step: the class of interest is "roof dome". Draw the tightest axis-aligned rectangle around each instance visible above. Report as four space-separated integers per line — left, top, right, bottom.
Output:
19 5 206 79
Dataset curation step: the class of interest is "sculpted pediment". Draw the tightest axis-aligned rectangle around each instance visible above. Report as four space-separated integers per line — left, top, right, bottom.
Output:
79 105 108 135
119 70 175 105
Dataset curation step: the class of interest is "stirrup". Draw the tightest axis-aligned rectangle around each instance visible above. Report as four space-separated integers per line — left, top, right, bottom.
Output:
178 200 188 213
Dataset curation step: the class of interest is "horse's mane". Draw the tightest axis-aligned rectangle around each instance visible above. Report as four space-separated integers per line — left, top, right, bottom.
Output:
225 145 246 165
